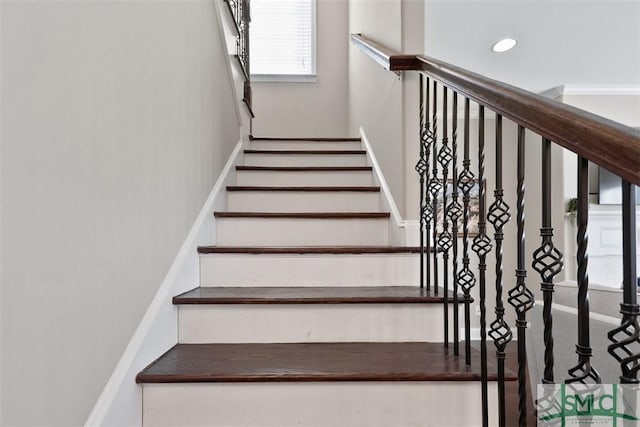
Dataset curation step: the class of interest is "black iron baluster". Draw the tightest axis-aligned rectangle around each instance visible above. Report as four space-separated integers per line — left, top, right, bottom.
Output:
439 88 453 348
487 114 513 427
416 76 435 292
532 137 564 386
233 0 241 58
448 92 462 356
241 0 252 108
608 179 640 383
457 98 476 366
508 125 535 425
566 156 601 384
416 75 427 290
429 81 441 296
472 106 492 427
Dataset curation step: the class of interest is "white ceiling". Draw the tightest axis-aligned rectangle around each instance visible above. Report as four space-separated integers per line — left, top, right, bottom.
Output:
424 0 640 93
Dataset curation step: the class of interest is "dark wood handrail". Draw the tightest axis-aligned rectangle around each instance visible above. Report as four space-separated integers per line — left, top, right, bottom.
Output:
351 33 640 185
350 34 421 72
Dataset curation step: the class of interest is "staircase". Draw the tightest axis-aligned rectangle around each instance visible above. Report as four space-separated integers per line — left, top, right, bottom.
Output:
136 137 502 426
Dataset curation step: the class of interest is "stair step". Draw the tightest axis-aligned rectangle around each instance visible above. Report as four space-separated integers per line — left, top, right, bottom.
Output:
215 212 389 219
198 246 422 254
244 149 366 155
215 213 389 246
243 150 367 166
226 185 379 192
139 343 511 426
198 247 423 286
235 166 374 186
248 139 363 150
236 166 372 172
174 286 461 343
173 286 454 304
226 187 381 211
249 137 362 141
137 342 509 383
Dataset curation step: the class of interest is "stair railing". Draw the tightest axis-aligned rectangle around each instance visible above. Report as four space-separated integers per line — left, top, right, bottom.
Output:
224 0 254 117
352 33 640 427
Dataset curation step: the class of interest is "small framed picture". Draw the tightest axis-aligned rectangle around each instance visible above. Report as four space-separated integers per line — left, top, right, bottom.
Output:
435 180 479 237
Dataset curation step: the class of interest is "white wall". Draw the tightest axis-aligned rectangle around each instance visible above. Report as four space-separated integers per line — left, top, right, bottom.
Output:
0 1 239 425
251 0 350 138
556 91 640 284
560 93 640 129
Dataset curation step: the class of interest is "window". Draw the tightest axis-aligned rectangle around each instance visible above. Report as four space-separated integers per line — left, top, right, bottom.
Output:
250 0 317 82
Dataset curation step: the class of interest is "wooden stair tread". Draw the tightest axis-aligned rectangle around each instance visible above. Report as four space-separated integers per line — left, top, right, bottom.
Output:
226 186 379 192
214 212 389 219
173 286 462 305
236 166 372 171
244 149 366 155
198 246 425 254
136 342 515 383
250 137 361 142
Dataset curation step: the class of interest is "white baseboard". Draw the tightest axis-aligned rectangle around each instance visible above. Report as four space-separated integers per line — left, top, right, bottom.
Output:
84 140 244 427
359 127 407 245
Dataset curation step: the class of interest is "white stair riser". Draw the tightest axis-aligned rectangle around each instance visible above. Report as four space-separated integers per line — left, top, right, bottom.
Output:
200 253 418 286
142 382 498 427
178 303 458 343
236 170 373 186
216 218 389 246
244 153 367 167
227 191 380 212
249 141 362 150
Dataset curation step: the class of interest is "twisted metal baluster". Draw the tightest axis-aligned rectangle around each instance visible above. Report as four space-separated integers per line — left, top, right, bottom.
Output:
415 75 428 290
438 88 453 347
457 98 476 366
508 125 535 426
472 106 492 427
429 81 441 296
448 92 462 356
608 180 640 383
566 156 601 385
487 114 512 427
422 80 435 292
532 137 564 386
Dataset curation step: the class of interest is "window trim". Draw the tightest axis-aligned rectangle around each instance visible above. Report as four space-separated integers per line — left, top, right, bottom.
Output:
250 0 318 83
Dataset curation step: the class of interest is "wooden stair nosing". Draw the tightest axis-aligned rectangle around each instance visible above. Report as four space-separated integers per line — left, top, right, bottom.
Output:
173 286 465 305
236 166 373 172
197 246 426 254
226 186 380 192
136 342 516 384
249 136 361 142
214 212 390 219
243 149 366 155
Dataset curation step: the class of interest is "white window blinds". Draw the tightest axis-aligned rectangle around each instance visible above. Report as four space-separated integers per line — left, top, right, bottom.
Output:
250 0 315 76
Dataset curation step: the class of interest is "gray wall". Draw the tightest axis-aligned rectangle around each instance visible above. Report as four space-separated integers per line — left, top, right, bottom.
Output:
252 0 350 138
0 1 239 425
348 0 424 218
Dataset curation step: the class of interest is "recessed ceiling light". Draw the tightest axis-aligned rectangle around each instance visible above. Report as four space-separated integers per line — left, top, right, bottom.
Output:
491 38 517 53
